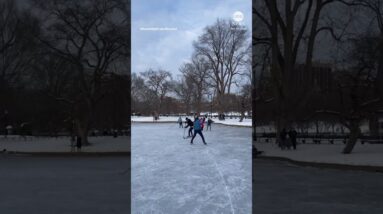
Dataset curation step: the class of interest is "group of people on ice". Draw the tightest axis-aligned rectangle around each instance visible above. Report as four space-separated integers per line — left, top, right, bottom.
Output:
278 128 298 150
178 115 213 145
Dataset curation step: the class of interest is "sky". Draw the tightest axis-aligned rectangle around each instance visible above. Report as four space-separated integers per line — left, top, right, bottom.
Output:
132 0 252 79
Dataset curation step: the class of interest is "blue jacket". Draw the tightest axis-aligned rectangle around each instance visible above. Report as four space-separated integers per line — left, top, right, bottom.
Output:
193 118 201 130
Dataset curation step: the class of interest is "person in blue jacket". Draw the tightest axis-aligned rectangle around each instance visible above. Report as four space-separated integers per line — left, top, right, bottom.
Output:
190 115 207 145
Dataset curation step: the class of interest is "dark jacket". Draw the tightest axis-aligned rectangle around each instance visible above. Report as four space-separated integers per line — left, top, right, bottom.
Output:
185 119 193 128
207 118 213 125
280 129 287 140
288 130 297 140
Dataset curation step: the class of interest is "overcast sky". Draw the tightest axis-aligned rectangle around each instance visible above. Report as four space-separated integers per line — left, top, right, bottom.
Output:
132 0 252 78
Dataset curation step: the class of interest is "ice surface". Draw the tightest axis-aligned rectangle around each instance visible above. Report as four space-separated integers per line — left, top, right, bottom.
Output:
0 157 130 214
254 160 383 213
132 123 252 214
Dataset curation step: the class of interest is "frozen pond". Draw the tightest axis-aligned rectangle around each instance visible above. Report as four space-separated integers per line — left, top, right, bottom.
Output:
132 123 252 214
0 156 130 214
254 159 383 213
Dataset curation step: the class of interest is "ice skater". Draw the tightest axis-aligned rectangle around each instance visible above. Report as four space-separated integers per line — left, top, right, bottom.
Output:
76 135 82 152
178 116 183 128
288 128 298 150
207 117 213 131
200 116 206 130
190 115 207 145
70 134 76 152
184 117 194 137
279 128 287 150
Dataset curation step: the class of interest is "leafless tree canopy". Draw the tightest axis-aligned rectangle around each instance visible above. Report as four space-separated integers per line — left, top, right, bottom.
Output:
193 19 250 112
254 0 383 153
132 18 252 118
1 0 130 141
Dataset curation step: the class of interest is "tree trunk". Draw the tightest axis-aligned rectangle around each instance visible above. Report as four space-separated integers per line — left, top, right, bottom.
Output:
315 120 319 134
343 122 360 154
239 111 245 122
239 97 246 122
217 91 224 117
185 101 190 115
75 100 92 146
369 113 379 136
275 114 289 145
76 118 90 146
158 97 163 115
376 35 383 98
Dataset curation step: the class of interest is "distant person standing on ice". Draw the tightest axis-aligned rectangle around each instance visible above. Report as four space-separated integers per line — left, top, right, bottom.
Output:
200 116 206 130
288 128 298 150
279 128 287 150
178 116 183 128
184 117 194 137
76 135 82 152
207 117 213 131
190 115 207 145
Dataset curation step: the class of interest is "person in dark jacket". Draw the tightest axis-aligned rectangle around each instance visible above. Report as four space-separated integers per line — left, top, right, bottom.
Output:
288 129 298 150
184 117 194 137
200 116 206 130
207 118 213 131
76 135 82 152
190 116 207 145
279 128 287 150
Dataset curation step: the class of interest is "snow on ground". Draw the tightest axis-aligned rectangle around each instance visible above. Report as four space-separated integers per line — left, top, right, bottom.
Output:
0 136 129 152
132 116 181 122
257 123 373 134
131 116 252 127
256 140 383 167
132 123 251 214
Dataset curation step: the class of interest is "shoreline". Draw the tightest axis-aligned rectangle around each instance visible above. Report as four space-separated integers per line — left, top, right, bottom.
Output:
256 155 383 173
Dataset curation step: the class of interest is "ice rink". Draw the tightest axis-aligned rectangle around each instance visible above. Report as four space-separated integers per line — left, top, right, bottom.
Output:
0 156 130 214
253 159 383 213
132 123 252 214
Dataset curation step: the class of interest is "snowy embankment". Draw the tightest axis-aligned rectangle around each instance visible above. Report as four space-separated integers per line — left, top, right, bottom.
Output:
131 116 252 127
0 136 130 153
256 140 383 167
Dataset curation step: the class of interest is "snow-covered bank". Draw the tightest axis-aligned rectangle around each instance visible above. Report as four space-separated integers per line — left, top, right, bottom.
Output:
256 141 383 167
131 116 252 127
0 136 129 153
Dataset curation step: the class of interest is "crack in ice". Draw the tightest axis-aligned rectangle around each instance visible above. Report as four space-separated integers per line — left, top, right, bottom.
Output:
205 147 235 214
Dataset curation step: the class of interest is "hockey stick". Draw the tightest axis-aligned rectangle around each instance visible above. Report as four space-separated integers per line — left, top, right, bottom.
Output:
183 127 186 139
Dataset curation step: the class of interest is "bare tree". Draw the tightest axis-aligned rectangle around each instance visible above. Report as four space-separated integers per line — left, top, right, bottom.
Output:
131 72 145 112
0 0 39 92
315 34 382 154
193 19 249 113
34 0 129 145
239 84 252 122
173 73 195 114
179 55 210 113
131 72 159 115
140 69 172 115
339 0 383 100
253 0 352 134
